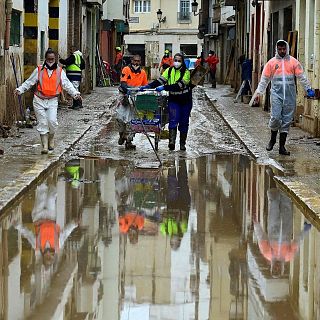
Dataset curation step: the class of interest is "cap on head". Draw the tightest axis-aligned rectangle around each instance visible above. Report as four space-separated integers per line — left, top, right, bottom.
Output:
164 49 170 54
115 47 121 51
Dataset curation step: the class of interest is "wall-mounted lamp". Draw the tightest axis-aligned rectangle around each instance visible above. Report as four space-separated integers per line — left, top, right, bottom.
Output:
157 9 166 23
192 0 200 16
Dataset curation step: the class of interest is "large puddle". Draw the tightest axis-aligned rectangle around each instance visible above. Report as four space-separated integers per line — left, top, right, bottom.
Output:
0 155 317 320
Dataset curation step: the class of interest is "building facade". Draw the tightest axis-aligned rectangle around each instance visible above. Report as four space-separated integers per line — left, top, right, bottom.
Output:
124 0 203 79
0 0 104 127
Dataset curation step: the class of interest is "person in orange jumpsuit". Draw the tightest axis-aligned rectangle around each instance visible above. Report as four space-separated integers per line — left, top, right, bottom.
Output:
205 50 219 88
159 50 173 74
116 54 148 150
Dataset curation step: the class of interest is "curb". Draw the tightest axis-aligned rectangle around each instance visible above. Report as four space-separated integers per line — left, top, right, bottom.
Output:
205 90 320 229
0 96 115 216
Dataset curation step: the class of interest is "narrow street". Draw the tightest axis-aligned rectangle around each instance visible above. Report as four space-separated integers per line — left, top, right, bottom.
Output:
0 86 319 319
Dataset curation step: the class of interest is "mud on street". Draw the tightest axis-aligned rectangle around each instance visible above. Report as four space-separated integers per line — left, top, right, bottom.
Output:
0 87 318 320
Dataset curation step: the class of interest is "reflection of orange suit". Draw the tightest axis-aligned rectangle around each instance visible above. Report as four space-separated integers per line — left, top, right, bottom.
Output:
254 189 308 263
118 212 145 233
35 221 60 252
257 237 298 262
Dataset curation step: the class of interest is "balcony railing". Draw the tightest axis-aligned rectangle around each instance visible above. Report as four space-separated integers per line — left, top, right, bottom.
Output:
177 11 192 24
83 0 103 5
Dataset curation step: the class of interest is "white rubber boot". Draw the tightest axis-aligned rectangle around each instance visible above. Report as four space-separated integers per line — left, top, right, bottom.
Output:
40 134 49 154
48 134 55 151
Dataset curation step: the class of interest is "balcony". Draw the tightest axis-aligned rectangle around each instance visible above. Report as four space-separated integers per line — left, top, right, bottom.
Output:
83 0 103 5
177 11 192 24
212 6 221 23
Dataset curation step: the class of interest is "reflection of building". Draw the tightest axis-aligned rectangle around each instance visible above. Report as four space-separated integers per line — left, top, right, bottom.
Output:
1 156 320 319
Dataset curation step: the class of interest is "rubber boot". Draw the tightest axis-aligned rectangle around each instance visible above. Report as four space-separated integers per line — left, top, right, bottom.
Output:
48 134 55 151
168 128 177 150
125 135 136 150
118 132 126 145
266 130 278 151
180 132 188 151
279 132 290 155
40 134 48 154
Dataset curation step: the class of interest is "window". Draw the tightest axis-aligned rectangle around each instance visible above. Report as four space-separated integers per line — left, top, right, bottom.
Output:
134 0 151 13
178 0 191 22
165 43 172 53
10 10 21 46
180 0 190 15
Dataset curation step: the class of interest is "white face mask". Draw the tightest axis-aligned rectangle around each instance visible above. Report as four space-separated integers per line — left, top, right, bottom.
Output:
208 54 212 57
132 64 140 70
46 61 55 67
173 61 182 68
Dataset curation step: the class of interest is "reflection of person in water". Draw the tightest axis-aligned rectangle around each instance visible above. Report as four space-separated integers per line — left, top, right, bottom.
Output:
161 160 191 250
118 209 145 244
64 159 84 189
254 170 311 277
14 181 78 269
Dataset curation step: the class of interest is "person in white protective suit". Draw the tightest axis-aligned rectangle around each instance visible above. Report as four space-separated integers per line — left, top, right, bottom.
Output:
14 48 82 154
251 40 315 155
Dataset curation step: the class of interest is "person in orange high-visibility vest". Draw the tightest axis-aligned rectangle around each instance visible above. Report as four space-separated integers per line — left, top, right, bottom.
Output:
116 54 148 150
159 49 173 74
14 48 82 154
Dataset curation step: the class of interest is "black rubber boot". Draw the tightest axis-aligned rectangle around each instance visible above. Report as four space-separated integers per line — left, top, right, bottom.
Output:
125 141 136 150
180 132 187 151
168 128 177 150
118 132 126 145
266 130 278 151
279 132 290 155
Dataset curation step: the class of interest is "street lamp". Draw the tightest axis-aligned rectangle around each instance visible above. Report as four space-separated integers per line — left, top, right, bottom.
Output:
157 9 166 23
192 0 200 16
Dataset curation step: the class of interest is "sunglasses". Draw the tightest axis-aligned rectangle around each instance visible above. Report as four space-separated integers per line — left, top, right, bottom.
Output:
174 59 182 62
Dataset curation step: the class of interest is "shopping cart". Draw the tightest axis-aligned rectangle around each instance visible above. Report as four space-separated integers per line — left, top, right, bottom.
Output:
129 89 168 153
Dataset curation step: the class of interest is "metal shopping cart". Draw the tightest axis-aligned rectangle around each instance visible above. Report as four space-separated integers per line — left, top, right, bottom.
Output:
129 89 168 153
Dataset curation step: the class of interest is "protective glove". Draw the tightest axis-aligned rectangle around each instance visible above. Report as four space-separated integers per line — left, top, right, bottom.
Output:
249 90 260 106
307 88 315 98
139 85 151 91
155 85 165 92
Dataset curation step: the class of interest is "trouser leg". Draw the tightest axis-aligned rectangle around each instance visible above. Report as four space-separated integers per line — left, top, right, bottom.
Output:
168 101 180 150
178 100 192 151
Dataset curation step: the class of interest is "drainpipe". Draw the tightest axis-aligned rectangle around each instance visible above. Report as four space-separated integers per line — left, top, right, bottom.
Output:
4 0 13 50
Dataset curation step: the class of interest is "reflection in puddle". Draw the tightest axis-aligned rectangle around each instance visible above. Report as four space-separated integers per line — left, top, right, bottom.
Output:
0 155 315 319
